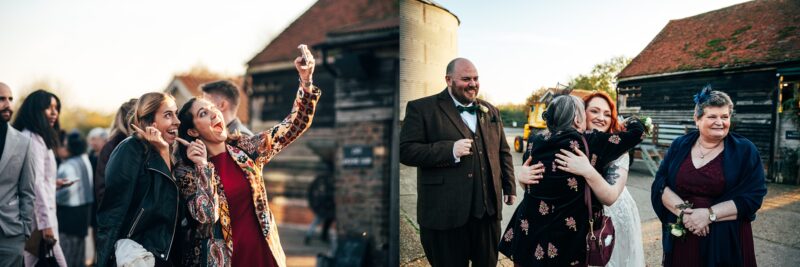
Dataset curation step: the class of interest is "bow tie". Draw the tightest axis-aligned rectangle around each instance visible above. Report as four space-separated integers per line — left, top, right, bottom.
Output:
457 105 478 114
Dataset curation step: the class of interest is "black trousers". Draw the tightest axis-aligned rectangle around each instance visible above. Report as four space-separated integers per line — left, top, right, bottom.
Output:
420 215 500 267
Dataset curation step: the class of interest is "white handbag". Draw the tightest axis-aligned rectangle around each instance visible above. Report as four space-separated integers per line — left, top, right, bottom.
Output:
114 239 155 267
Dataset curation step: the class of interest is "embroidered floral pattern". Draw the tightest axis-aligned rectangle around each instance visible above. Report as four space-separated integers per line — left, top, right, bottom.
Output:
565 217 577 231
527 142 534 151
590 154 598 167
547 243 558 258
608 134 621 144
520 219 530 235
567 177 578 191
534 244 545 260
641 132 647 140
541 131 551 140
539 200 550 215
551 161 557 172
571 260 580 266
503 228 514 242
569 140 579 151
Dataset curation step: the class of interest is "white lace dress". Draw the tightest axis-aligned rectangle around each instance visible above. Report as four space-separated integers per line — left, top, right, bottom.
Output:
602 154 645 267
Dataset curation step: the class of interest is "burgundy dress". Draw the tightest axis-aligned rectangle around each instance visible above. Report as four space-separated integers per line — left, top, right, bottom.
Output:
211 152 277 267
671 153 756 267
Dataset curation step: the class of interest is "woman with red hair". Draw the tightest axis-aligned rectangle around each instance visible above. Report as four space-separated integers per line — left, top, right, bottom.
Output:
519 91 645 266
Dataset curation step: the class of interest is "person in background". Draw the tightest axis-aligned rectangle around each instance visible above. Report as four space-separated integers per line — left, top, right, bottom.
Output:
94 98 136 206
55 131 93 267
13 89 67 267
0 82 36 267
87 127 108 171
201 80 254 136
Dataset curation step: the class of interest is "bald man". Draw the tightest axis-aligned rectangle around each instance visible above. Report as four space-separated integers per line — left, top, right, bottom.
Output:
0 82 36 266
400 58 516 266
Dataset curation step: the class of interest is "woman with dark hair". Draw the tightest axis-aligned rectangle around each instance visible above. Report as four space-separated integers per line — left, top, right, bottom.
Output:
13 89 67 267
173 46 318 267
651 86 766 267
95 92 182 267
499 93 644 266
55 131 93 267
522 91 645 266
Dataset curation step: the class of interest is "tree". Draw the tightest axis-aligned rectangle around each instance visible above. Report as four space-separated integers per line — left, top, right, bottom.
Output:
567 56 632 99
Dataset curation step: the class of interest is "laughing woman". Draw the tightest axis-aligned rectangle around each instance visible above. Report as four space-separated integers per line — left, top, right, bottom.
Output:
174 46 319 267
96 92 182 267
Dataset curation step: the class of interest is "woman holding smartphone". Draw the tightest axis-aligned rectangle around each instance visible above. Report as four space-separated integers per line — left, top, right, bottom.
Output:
174 45 319 267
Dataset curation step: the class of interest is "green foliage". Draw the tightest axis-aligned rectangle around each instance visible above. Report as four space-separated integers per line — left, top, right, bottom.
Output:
566 56 632 99
497 103 528 127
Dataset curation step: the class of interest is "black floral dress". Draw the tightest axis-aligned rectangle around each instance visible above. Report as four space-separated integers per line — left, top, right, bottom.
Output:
498 121 644 267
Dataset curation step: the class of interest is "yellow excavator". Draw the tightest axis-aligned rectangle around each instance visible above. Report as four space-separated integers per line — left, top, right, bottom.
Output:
513 89 593 152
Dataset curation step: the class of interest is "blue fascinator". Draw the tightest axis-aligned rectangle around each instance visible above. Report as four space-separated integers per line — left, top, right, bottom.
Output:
693 84 713 105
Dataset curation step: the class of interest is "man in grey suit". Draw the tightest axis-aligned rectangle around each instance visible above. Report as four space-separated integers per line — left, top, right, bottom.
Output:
201 80 254 136
0 82 36 266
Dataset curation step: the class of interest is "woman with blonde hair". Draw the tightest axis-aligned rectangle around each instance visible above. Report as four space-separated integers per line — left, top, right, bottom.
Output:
96 93 183 266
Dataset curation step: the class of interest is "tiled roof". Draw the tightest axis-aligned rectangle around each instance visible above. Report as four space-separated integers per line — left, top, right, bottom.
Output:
247 0 398 66
618 0 800 79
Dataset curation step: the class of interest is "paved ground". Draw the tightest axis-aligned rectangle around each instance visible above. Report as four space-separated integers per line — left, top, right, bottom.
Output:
400 127 800 267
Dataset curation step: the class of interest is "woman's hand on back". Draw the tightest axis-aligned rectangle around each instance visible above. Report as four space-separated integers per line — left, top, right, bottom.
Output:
555 146 595 179
518 157 544 185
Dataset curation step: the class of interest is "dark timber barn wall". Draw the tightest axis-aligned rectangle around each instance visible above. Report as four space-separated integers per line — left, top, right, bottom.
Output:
617 67 780 168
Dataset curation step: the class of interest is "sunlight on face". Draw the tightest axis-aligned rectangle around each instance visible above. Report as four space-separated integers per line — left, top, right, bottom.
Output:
190 99 227 144
695 106 731 140
585 97 612 132
152 98 180 144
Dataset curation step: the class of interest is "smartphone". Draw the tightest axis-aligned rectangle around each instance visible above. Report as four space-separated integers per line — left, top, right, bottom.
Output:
298 44 310 67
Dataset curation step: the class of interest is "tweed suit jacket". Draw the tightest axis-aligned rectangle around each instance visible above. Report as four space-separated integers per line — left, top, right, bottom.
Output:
400 89 516 230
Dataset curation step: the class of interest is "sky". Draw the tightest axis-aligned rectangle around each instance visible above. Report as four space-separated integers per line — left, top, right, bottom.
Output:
0 0 315 112
435 0 752 105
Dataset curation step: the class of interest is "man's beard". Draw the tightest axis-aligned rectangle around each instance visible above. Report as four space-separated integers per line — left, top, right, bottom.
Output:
0 108 11 122
450 81 478 105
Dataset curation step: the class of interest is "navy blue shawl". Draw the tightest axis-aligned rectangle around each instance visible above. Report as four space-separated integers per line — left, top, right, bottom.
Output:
650 131 767 266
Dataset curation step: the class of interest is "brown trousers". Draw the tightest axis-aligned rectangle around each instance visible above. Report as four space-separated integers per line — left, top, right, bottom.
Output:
420 215 500 267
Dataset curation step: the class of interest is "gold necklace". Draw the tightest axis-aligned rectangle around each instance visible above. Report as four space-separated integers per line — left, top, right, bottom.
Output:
696 141 722 159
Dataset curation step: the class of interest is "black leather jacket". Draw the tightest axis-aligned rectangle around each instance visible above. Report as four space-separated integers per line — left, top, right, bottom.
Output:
96 136 181 266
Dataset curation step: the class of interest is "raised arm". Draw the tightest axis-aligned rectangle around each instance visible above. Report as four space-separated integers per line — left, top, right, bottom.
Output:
234 50 320 163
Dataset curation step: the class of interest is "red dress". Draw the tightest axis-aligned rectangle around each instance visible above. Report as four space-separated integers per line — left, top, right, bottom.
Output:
211 152 277 267
671 153 756 267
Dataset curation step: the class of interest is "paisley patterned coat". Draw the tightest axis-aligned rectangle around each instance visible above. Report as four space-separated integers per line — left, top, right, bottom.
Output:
174 86 320 267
